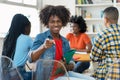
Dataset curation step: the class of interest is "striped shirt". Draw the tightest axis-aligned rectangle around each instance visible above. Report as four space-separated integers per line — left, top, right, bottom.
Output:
91 24 120 79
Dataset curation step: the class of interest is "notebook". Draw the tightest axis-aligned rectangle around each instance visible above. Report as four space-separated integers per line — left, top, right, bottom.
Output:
64 49 76 64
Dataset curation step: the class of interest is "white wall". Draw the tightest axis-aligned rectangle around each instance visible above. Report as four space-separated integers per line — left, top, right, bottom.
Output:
0 38 3 55
41 0 75 37
42 0 75 15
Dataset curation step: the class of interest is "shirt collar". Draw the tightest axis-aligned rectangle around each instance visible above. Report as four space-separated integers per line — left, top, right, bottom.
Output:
46 30 67 44
110 24 118 28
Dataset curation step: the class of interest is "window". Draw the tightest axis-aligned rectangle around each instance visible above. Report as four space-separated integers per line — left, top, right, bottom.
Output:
8 0 37 5
0 3 40 37
8 0 22 3
23 0 37 5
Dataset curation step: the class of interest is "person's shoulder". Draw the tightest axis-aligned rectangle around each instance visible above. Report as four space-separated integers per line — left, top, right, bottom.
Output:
61 35 68 42
67 33 73 36
95 28 109 39
21 34 32 41
35 30 49 40
80 33 89 38
81 33 88 36
18 34 29 39
100 28 111 36
66 33 74 38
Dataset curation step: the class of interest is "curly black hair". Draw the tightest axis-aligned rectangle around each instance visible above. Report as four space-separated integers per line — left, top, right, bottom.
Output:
39 5 70 27
70 15 87 33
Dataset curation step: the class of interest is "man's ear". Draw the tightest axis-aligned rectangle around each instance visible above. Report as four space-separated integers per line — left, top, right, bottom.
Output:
103 17 107 27
104 17 107 23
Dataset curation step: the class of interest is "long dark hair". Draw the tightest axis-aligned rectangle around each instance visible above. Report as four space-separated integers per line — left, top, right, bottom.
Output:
2 14 30 59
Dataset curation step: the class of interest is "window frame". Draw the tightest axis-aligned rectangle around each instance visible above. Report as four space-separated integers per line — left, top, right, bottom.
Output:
0 0 38 9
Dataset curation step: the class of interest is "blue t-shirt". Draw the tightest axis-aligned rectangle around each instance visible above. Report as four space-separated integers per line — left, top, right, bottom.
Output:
13 34 33 67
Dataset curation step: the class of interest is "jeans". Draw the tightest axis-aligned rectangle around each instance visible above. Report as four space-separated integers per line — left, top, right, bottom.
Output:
17 66 32 80
74 62 90 73
55 71 95 80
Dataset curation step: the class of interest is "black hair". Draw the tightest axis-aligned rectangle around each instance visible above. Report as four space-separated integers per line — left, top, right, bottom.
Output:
70 15 87 33
39 5 70 27
2 14 30 59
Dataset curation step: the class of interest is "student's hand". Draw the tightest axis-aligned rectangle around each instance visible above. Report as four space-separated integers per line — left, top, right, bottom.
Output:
66 63 74 71
60 58 74 71
43 38 55 49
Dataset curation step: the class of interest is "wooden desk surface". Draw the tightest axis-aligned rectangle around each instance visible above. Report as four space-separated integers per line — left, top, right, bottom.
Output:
73 53 91 62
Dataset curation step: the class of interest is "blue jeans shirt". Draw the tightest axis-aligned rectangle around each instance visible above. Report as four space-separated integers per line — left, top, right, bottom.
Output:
29 30 70 62
28 30 95 80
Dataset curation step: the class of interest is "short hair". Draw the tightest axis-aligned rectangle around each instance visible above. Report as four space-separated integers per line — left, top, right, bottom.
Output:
70 15 87 33
39 5 70 27
103 6 119 23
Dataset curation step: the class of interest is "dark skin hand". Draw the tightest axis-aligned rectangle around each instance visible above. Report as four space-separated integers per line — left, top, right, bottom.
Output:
59 58 74 71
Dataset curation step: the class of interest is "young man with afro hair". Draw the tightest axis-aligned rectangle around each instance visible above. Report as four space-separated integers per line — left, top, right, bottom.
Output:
29 5 95 80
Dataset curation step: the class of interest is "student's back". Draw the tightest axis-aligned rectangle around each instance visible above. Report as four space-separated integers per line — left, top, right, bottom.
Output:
91 6 120 80
2 14 32 80
13 34 33 67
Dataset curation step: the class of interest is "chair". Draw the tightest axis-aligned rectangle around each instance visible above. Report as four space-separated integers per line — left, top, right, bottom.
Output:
32 59 70 80
0 55 23 80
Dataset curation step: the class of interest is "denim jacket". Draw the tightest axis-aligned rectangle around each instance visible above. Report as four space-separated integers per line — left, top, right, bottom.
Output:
29 30 70 62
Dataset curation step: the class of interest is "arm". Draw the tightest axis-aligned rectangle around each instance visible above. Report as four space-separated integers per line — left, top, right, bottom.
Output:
31 38 54 62
31 45 47 62
91 34 104 62
76 43 92 53
59 58 74 71
86 42 92 53
77 34 92 53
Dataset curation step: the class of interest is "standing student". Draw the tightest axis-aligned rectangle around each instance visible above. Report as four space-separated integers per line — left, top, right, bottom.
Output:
28 5 95 80
66 15 92 73
2 14 33 80
91 6 120 80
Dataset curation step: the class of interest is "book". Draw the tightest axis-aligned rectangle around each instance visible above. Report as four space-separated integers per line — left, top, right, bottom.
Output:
64 50 76 64
88 0 93 4
77 0 82 4
73 53 91 62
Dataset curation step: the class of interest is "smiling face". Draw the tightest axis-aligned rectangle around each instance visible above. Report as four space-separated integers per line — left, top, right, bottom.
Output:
71 23 80 34
48 15 63 36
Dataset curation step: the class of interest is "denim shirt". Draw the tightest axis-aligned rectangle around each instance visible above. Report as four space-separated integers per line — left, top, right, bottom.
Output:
29 30 70 62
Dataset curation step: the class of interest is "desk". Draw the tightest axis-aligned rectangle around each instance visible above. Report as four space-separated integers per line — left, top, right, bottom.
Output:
73 53 91 62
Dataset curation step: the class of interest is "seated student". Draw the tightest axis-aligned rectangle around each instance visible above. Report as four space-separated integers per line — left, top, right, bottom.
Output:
66 15 92 73
91 6 120 80
2 14 33 80
28 5 95 80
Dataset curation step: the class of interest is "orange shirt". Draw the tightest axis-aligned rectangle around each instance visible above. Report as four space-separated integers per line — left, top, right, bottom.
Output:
66 33 91 50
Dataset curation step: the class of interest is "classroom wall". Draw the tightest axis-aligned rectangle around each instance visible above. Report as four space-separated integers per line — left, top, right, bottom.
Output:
0 38 3 55
41 0 75 37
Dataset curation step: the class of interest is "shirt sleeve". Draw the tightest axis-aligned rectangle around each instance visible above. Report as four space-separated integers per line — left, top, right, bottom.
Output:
28 37 33 48
66 33 71 41
91 33 104 62
83 34 91 44
31 34 43 50
28 34 43 63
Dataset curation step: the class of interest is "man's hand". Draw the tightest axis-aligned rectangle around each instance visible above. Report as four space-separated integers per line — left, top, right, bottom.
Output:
43 38 55 49
66 63 74 71
60 58 74 71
